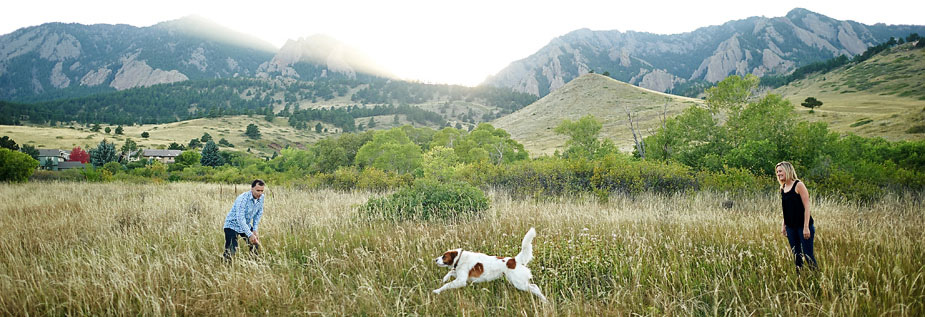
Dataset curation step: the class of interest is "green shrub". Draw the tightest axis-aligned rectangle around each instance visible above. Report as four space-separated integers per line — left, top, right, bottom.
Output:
363 179 489 221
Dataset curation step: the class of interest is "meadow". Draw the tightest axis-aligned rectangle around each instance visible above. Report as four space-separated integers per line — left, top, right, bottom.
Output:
0 182 922 315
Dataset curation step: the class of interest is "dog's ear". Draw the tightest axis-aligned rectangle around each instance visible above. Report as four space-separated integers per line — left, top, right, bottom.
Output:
441 250 459 266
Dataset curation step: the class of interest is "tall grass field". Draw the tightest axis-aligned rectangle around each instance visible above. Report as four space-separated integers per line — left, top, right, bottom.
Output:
1 182 922 315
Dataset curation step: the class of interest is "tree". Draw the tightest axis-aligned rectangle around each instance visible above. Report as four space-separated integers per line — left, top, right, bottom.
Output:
705 74 759 114
218 138 234 147
141 131 149 138
801 97 823 113
91 124 101 132
201 133 213 143
0 148 38 182
188 138 202 149
120 138 138 158
69 146 89 163
167 142 185 150
602 71 611 77
175 150 201 168
368 117 377 128
554 115 614 160
315 123 323 133
245 123 261 139
104 127 111 134
0 136 19 151
115 125 124 135
200 140 224 167
355 128 422 174
89 139 117 167
20 144 39 160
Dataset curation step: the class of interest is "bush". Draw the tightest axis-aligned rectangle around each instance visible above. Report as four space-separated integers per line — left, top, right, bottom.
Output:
363 179 489 221
0 148 38 182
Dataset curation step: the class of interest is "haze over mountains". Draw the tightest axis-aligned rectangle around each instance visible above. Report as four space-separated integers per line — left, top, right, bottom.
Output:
0 8 922 103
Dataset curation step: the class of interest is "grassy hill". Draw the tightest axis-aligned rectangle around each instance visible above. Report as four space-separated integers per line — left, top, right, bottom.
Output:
492 74 703 156
771 43 925 141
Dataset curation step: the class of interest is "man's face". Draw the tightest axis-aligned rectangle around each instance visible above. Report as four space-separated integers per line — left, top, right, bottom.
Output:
251 185 265 199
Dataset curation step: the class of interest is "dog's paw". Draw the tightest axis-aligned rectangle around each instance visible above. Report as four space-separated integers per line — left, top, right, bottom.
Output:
442 276 452 283
432 289 441 294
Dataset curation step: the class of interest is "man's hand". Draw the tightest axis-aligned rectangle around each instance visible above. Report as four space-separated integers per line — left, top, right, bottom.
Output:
803 227 810 239
249 234 259 245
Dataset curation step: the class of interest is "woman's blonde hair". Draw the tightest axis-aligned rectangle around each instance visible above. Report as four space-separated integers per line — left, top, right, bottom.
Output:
775 161 799 188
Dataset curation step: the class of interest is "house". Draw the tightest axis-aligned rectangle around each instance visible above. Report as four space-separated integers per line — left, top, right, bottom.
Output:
140 149 183 164
58 161 87 170
37 149 69 171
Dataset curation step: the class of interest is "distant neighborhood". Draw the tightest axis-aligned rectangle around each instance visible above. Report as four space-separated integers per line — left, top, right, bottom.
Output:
36 148 183 171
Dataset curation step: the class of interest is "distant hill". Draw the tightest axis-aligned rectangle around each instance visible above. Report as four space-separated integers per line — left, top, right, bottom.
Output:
492 74 702 156
771 42 925 141
484 8 925 97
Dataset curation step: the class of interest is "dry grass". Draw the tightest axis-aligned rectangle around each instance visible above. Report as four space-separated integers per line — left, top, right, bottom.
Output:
772 45 925 141
0 182 922 315
492 74 703 156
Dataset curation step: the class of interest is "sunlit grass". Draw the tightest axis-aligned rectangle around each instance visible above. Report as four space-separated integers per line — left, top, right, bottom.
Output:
0 182 922 315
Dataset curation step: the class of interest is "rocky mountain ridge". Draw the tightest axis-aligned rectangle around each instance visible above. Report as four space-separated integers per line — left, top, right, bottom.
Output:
484 8 925 96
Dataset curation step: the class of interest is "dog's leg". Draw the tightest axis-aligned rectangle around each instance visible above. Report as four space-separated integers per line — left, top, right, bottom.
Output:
433 270 468 294
441 269 456 282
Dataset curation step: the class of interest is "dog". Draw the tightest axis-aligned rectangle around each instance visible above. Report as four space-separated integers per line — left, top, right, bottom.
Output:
432 227 547 302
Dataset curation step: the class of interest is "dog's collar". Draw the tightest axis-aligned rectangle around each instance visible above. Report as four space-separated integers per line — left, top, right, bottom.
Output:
452 250 462 268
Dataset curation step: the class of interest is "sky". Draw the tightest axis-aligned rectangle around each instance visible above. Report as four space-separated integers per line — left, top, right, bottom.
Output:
2 1 922 86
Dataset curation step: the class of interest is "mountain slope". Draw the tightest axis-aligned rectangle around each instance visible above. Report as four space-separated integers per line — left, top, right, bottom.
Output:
485 8 925 97
772 42 925 141
257 34 393 80
0 17 276 101
492 74 702 156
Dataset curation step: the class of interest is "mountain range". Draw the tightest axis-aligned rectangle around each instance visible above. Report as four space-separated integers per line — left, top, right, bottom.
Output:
0 8 922 103
484 8 925 96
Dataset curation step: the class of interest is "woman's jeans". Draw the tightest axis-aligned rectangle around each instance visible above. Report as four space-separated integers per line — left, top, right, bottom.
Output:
785 225 817 269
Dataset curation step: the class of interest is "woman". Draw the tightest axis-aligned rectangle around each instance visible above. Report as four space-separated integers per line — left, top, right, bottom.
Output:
776 161 817 269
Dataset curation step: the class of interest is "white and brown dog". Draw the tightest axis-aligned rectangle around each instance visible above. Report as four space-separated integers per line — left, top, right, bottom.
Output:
433 227 547 302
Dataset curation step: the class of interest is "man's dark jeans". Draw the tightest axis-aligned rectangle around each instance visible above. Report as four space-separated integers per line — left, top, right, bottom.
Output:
223 228 259 261
785 225 817 269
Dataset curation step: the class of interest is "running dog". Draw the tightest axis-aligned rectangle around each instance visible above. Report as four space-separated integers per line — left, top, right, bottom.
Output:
432 228 546 302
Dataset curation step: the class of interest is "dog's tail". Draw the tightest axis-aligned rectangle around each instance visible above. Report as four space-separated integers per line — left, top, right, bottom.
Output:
515 227 536 266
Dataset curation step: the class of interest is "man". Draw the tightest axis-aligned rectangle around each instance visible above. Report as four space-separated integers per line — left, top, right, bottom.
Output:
223 179 265 261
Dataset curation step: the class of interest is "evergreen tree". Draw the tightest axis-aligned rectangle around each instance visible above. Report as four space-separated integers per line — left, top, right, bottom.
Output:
168 142 185 150
188 138 202 149
801 97 823 113
91 124 101 132
218 138 234 147
368 117 376 128
120 139 138 158
201 133 213 143
20 144 39 160
104 127 111 134
245 123 261 139
141 131 150 138
200 140 223 167
115 126 124 135
0 136 18 151
315 123 323 133
89 140 117 167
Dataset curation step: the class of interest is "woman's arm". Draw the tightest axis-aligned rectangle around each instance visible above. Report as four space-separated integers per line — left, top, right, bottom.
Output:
796 181 812 238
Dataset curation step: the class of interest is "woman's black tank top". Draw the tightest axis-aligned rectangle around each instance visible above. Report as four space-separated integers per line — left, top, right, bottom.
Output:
781 180 813 228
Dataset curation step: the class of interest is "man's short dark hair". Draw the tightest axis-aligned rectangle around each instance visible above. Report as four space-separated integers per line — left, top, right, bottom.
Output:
251 179 265 187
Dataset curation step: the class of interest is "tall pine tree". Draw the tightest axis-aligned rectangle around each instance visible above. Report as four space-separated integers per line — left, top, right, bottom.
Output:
200 140 223 167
